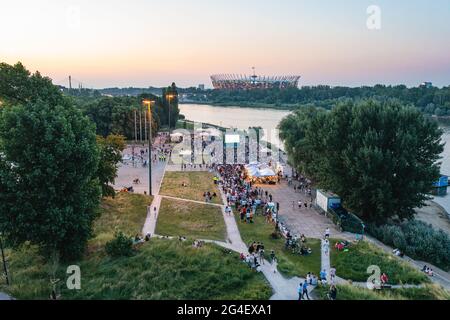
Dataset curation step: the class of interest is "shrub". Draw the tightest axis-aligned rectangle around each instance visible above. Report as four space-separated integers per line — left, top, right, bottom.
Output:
367 220 450 271
270 231 281 239
105 231 135 258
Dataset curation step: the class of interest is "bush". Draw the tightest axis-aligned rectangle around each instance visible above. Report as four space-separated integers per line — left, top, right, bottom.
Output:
270 231 282 239
367 220 450 271
105 231 135 258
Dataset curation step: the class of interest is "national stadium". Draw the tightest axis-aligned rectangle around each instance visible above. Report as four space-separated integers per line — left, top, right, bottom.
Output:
211 68 301 90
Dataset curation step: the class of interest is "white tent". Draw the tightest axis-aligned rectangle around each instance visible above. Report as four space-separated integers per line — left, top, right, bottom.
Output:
245 163 276 178
179 150 191 156
259 167 276 177
170 132 183 138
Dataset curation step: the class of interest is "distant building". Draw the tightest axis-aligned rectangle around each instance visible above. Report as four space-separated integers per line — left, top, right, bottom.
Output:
211 68 300 90
198 84 205 91
211 74 300 90
420 82 433 88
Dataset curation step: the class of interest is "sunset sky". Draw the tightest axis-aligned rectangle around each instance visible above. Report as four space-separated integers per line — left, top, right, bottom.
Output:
1 0 449 88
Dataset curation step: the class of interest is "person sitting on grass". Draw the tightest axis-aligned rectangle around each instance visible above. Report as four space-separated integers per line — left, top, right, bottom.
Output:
134 234 144 244
335 242 345 251
393 248 404 258
380 273 389 287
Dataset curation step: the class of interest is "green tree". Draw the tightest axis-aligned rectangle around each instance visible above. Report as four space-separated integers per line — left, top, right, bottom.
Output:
280 100 444 223
0 62 64 106
96 134 126 197
0 101 101 261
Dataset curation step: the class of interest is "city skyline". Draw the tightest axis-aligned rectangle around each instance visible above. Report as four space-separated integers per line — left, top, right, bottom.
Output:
1 0 449 88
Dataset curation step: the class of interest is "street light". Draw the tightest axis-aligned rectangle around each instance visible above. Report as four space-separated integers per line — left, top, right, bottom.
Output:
143 99 155 196
0 232 9 285
166 94 176 134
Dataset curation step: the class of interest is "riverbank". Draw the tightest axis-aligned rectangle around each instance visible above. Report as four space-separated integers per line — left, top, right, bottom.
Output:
416 200 450 236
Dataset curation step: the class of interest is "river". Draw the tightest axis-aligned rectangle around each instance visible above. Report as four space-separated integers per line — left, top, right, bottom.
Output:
179 104 290 149
179 103 450 214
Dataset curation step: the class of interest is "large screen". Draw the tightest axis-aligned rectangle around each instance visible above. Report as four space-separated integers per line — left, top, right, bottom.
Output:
225 134 240 144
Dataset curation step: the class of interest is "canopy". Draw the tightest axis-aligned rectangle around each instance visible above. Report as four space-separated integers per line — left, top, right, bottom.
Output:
259 167 276 177
170 132 183 137
245 163 276 178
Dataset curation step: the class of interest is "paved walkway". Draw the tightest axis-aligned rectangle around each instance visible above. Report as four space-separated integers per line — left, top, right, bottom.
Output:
0 292 13 300
321 240 331 280
255 180 350 240
145 168 315 300
215 185 314 300
142 195 162 236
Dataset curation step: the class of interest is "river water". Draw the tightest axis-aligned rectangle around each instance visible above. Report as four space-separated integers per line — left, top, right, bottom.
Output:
179 103 450 213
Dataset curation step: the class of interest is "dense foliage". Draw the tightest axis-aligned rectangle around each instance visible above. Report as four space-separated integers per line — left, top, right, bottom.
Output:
185 85 450 116
367 220 450 271
279 100 444 223
0 62 124 261
74 84 179 139
96 134 126 197
0 100 101 261
0 62 65 106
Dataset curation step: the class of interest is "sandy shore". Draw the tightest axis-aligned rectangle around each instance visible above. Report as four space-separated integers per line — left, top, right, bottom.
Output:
416 200 450 236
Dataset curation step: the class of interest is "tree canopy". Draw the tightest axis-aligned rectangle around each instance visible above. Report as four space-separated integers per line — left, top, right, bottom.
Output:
279 100 444 223
184 85 450 116
0 101 101 261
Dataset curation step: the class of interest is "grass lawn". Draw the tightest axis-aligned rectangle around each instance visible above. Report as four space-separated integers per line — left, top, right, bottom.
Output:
0 193 271 300
330 240 430 285
90 193 152 250
156 198 226 241
314 284 450 300
236 214 321 278
160 171 222 204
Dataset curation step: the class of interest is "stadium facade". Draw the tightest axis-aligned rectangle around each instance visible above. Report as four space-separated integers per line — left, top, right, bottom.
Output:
211 73 301 90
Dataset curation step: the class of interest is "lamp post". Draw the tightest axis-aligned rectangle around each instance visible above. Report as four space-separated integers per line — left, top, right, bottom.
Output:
0 232 9 285
143 100 155 196
166 94 175 135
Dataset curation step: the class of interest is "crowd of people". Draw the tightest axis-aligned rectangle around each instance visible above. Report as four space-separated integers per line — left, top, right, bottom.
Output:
214 164 281 228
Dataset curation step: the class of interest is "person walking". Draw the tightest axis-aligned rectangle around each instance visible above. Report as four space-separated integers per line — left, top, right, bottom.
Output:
323 238 330 254
302 281 310 300
297 283 303 300
330 266 336 283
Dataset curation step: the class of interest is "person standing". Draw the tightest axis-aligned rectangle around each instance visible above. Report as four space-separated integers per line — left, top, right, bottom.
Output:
297 283 303 300
328 285 337 300
325 227 330 239
259 245 265 265
302 281 310 300
323 238 330 254
330 266 336 283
